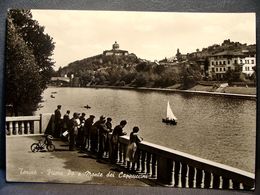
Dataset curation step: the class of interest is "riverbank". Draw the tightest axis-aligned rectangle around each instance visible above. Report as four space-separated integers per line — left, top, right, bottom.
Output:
79 84 256 100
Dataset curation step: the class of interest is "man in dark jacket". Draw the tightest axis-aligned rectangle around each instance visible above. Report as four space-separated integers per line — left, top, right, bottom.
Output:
77 113 86 148
90 116 106 154
96 117 110 162
110 120 127 163
54 105 62 138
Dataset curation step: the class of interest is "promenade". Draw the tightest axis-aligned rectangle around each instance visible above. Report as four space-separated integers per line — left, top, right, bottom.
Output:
6 135 150 186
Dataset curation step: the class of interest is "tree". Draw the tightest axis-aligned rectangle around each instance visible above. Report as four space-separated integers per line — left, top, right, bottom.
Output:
6 17 42 115
6 10 55 115
9 9 55 90
224 69 241 85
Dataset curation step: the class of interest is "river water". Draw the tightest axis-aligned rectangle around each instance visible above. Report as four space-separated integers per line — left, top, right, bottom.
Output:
35 87 256 173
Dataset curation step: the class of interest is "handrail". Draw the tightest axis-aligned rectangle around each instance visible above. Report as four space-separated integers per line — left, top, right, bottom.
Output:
118 135 255 189
6 116 40 122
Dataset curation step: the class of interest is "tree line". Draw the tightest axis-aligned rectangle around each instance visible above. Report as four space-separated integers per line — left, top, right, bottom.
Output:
6 9 55 116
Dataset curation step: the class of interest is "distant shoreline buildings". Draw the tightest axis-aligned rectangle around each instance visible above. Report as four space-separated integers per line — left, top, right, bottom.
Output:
54 39 256 88
159 39 256 79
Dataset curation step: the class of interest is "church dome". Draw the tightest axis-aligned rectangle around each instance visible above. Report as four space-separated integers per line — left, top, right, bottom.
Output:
112 41 119 50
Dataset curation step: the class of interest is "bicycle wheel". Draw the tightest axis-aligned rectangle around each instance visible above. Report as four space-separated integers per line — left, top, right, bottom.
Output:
47 144 55 152
31 143 39 152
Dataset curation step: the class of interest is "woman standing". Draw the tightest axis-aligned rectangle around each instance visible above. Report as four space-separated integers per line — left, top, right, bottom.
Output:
125 126 143 170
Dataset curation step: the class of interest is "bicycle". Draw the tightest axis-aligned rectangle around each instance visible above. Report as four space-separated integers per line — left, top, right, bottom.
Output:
31 134 55 152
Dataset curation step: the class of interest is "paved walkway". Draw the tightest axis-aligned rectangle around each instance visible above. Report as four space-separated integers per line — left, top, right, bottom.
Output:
6 135 150 186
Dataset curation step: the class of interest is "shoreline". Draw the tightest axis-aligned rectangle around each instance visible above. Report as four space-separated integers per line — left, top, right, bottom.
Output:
69 85 257 100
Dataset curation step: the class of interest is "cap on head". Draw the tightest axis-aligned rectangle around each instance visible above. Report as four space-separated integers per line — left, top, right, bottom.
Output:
120 120 127 126
57 105 62 109
100 115 106 120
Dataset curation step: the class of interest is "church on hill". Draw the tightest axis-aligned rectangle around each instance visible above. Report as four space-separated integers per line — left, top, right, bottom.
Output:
103 41 129 56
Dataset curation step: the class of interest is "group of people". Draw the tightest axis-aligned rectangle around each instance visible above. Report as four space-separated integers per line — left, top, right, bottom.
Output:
53 105 143 164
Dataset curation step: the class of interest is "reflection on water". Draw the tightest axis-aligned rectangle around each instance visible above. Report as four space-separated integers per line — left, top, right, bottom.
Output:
36 87 256 172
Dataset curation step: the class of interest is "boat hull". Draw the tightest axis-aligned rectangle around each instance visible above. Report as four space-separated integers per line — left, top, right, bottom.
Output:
162 118 177 125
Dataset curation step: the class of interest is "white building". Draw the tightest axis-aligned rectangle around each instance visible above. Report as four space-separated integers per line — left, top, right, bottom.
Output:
241 55 256 76
208 51 246 79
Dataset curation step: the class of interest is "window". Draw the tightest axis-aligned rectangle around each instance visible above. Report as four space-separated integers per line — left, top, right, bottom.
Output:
234 60 237 64
251 60 254 64
219 61 222 65
212 61 214 65
228 60 230 64
240 59 243 63
220 68 222 71
224 68 226 71
216 68 218 72
216 61 218 65
223 61 226 65
212 68 214 72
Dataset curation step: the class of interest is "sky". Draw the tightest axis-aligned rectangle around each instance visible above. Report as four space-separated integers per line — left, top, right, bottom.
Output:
31 10 256 70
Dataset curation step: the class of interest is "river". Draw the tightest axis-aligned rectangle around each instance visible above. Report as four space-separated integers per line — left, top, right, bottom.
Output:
35 87 256 173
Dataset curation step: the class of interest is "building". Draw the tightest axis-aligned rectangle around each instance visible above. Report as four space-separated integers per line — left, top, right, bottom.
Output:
208 51 245 79
241 55 256 76
103 41 129 56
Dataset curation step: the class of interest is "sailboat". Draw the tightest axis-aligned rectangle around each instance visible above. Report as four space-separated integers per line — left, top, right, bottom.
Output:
162 101 177 125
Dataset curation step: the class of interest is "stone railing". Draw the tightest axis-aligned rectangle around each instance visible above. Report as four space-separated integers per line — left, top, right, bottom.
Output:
5 114 53 136
117 136 255 190
5 114 255 190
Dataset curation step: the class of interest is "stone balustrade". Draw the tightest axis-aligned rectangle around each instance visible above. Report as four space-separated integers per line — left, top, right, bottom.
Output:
5 114 52 136
5 114 255 190
117 136 255 190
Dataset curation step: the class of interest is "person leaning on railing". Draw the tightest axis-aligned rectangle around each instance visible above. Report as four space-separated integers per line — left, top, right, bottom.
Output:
110 120 127 164
126 126 143 171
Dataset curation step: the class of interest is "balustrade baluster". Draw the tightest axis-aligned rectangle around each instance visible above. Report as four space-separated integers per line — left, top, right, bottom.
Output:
170 160 175 186
193 167 197 188
219 176 223 189
239 183 244 190
14 122 18 135
229 179 233 189
146 153 151 176
9 122 13 135
151 154 157 179
209 173 214 188
185 165 189 188
200 170 205 188
141 151 146 173
14 122 19 135
27 122 30 134
21 122 25 134
177 162 182 188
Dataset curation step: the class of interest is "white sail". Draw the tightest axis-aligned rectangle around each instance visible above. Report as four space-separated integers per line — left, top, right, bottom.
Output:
167 101 177 120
